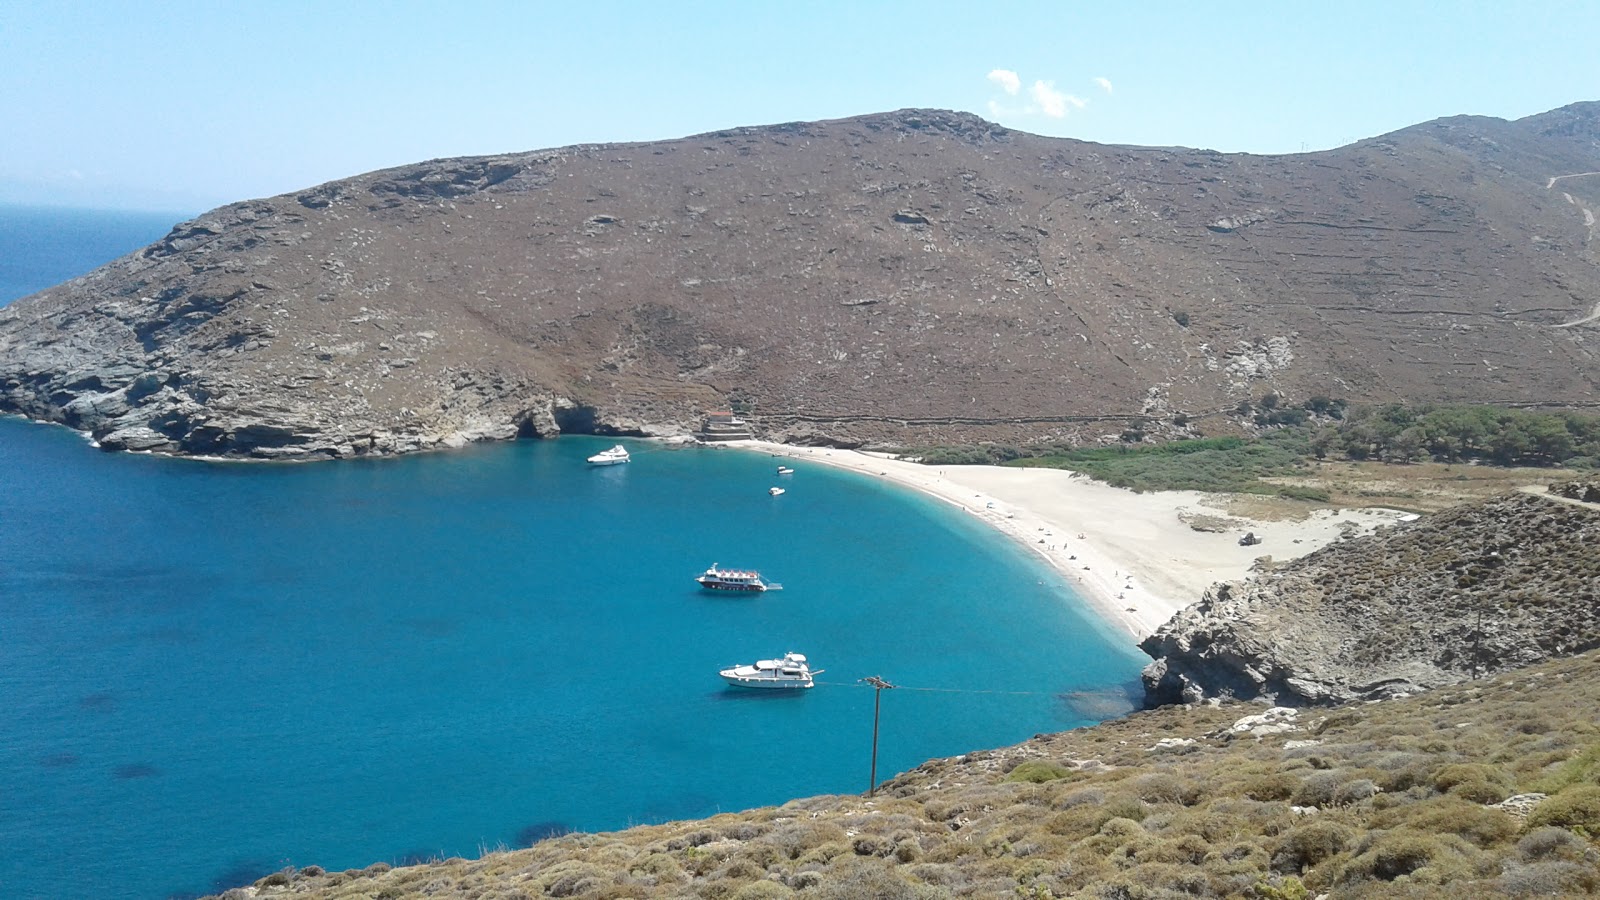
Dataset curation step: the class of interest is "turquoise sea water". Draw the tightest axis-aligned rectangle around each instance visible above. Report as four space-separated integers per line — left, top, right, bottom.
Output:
0 208 1147 900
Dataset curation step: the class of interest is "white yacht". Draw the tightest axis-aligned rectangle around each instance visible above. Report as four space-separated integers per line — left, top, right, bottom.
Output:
586 444 630 466
768 486 785 496
719 652 821 689
776 465 795 475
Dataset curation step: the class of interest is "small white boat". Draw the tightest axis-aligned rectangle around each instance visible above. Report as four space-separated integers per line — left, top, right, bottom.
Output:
720 652 821 689
776 466 795 475
768 486 785 496
586 444 630 466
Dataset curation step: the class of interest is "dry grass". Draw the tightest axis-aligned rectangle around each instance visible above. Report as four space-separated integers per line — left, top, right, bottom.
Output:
1263 460 1579 514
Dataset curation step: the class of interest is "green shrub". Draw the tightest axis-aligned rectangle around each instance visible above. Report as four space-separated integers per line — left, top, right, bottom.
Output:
1003 760 1075 784
1530 743 1600 794
1272 820 1354 873
729 880 794 900
1240 772 1300 802
1339 829 1449 882
1526 785 1600 833
1447 779 1510 804
1098 796 1149 825
1397 798 1517 848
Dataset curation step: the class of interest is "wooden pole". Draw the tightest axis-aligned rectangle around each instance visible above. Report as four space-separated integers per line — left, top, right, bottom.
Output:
863 676 895 794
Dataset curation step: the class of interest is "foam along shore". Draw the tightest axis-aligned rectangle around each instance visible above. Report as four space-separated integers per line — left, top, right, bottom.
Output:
724 440 1409 641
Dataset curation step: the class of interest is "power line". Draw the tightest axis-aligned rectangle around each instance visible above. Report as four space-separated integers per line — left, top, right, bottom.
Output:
815 679 1050 696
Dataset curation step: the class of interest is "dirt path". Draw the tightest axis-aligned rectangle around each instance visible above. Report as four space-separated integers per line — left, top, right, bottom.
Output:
1519 484 1600 512
1545 172 1600 189
1545 173 1598 328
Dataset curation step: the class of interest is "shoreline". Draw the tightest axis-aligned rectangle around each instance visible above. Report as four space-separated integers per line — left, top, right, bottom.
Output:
718 440 1410 643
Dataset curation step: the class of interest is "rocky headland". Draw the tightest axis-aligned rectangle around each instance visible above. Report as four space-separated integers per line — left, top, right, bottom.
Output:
3 104 1599 458
1141 485 1600 707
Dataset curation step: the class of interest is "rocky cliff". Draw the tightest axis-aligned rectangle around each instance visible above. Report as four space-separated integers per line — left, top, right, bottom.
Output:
1141 486 1600 706
3 104 1599 458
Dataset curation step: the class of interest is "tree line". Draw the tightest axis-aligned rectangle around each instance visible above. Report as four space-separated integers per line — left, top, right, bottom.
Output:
1308 403 1600 467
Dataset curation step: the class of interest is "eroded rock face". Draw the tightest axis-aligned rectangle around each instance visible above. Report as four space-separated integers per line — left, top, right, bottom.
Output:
3 104 1599 458
1142 492 1600 707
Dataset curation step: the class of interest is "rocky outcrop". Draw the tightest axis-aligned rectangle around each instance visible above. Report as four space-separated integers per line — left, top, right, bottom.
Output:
3 105 1599 458
1142 490 1600 706
1549 479 1600 503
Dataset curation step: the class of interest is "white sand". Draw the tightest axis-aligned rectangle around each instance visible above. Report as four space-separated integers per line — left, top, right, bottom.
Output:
721 441 1409 643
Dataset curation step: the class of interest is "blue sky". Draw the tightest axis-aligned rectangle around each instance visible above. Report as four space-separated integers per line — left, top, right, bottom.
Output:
3 0 1595 214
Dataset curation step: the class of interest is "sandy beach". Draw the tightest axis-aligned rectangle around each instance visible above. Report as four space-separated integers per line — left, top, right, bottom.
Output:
724 440 1409 642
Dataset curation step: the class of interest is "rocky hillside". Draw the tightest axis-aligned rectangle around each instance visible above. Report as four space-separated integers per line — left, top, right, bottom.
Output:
205 648 1600 899
1141 486 1600 707
2 104 1598 458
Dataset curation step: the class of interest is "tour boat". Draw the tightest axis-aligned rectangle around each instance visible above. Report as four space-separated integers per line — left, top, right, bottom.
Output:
720 652 821 689
768 486 785 496
586 444 630 466
696 563 781 592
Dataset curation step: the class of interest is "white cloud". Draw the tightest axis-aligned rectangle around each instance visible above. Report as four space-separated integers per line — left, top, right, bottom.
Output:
1031 80 1085 118
987 69 1021 95
1094 76 1113 94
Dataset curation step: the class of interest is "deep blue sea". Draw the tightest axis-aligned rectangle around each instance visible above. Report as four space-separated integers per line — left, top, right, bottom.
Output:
0 205 1147 900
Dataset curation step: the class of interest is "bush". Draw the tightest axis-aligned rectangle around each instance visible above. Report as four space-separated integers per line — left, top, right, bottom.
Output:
1496 860 1600 896
1526 784 1600 832
1447 779 1510 804
1431 763 1509 793
1516 826 1591 862
1131 772 1196 805
1339 829 1448 882
1004 760 1075 784
1272 820 1354 874
729 880 794 900
1240 772 1300 802
1398 798 1517 848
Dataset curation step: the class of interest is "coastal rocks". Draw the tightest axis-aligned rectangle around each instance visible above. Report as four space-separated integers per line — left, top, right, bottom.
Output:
1142 492 1600 707
1230 707 1299 737
1549 480 1600 503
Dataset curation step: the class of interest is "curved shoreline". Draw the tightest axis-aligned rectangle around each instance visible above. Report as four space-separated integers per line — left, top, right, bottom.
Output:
721 440 1409 641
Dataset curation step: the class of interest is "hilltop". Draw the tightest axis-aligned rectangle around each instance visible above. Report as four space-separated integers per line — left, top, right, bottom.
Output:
2 104 1597 458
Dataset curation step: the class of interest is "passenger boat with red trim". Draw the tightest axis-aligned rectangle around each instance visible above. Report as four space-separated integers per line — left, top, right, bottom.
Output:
695 563 782 593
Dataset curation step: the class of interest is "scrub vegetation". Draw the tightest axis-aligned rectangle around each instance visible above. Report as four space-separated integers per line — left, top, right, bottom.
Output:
216 649 1600 899
908 403 1600 499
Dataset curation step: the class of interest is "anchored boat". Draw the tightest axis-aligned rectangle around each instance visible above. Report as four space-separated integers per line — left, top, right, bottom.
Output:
719 652 820 689
586 444 630 466
696 563 782 592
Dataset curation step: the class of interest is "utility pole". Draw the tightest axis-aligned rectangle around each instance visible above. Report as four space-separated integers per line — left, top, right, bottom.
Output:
863 676 895 795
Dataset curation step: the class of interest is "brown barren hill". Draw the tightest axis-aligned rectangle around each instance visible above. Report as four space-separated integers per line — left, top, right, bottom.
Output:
1 105 1597 458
